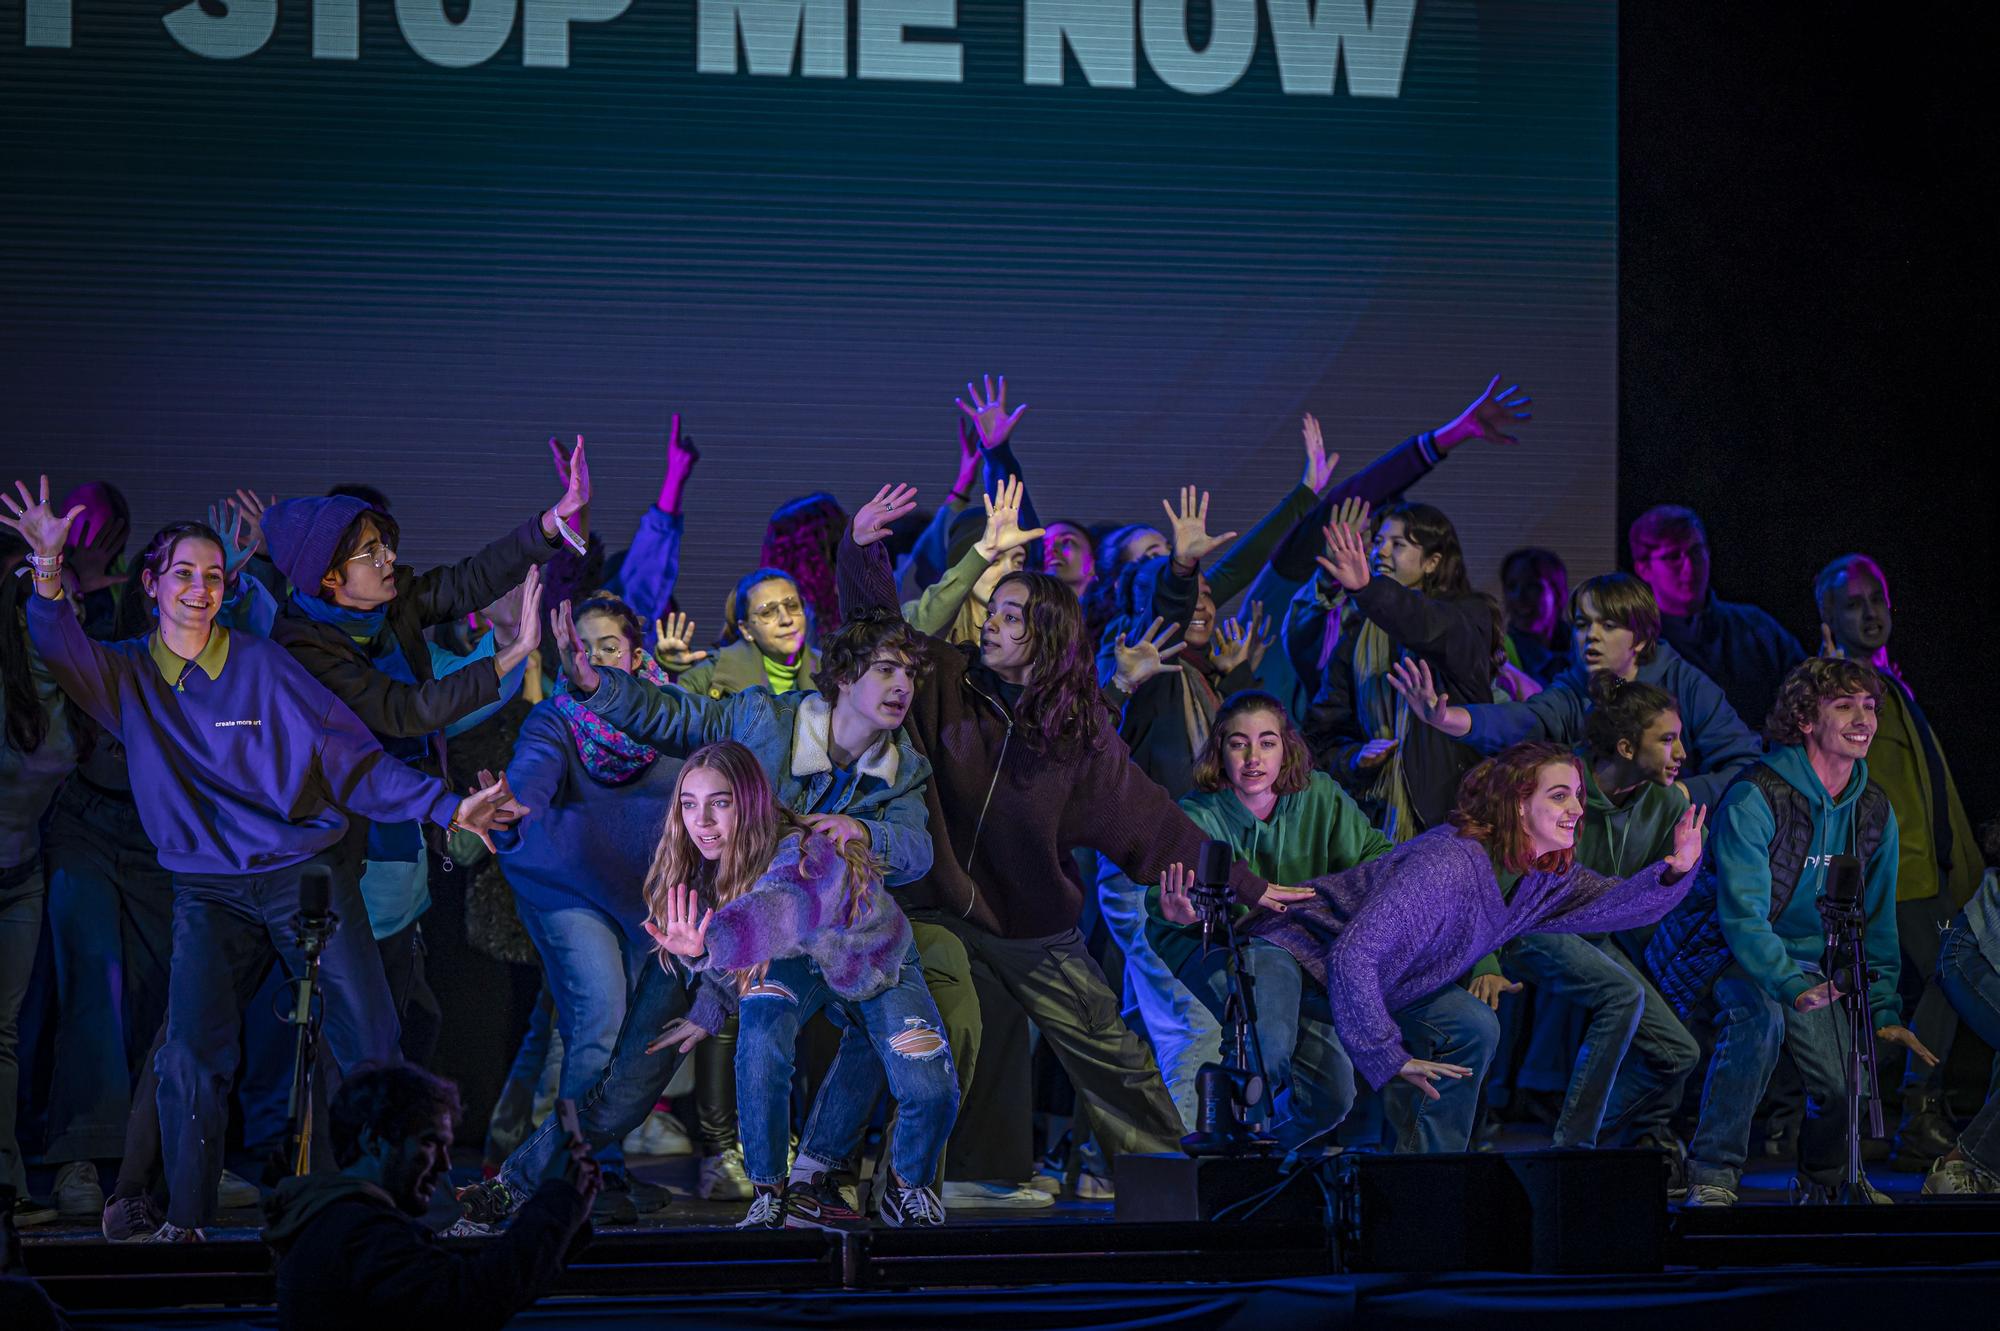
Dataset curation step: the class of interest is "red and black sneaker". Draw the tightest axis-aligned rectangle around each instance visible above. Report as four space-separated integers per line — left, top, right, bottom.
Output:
781 1173 867 1233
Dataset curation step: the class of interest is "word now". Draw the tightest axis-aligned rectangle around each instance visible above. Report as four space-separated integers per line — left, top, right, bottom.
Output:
20 0 1417 97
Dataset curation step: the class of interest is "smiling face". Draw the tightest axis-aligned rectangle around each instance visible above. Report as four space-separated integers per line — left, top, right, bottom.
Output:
1622 708 1687 787
978 582 1035 678
1220 707 1288 809
1824 567 1892 656
1573 591 1645 680
379 1110 454 1218
576 609 645 674
1043 522 1095 590
1520 761 1585 859
143 536 227 641
1186 578 1217 650
1371 516 1439 589
1801 689 1878 766
839 650 917 733
679 765 738 861
738 576 806 663
324 515 399 610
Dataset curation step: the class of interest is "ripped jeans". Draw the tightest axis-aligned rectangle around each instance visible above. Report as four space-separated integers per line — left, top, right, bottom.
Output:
737 944 959 1190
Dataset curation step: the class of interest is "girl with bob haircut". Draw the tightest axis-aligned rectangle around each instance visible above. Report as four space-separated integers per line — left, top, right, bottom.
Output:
1163 739 1707 1154
1142 692 1394 1147
644 740 958 1232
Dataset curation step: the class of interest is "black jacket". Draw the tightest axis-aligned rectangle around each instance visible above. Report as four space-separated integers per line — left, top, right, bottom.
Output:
1303 576 1493 833
264 1175 589 1331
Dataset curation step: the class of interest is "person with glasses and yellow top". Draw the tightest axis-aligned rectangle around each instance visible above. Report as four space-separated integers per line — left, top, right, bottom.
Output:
666 567 820 700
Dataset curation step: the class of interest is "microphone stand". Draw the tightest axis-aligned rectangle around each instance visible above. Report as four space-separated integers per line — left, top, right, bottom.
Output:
285 905 338 1177
1182 879 1277 1157
1818 892 1881 1205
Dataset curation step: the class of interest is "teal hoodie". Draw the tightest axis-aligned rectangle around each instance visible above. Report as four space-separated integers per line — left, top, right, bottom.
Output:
1577 755 1688 880
1713 742 1901 1022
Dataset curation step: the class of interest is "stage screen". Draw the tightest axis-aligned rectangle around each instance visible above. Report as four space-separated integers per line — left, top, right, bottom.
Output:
2 0 1616 623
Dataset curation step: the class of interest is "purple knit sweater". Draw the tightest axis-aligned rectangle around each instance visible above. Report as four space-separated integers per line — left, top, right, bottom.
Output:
1253 826 1689 1090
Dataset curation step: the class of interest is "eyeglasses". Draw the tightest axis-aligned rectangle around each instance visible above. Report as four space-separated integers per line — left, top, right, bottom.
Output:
748 596 803 624
345 542 394 571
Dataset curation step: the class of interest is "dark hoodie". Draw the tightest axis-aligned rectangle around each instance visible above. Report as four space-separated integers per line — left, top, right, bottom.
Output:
263 1173 589 1331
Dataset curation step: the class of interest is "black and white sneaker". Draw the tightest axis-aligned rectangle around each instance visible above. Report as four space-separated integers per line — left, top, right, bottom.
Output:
735 1185 786 1230
783 1173 867 1233
880 1179 946 1229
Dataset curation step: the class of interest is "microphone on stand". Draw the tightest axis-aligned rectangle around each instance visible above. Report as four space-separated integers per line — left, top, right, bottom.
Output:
1195 840 1235 949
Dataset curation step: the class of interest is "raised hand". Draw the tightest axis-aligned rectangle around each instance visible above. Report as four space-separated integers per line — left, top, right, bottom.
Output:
955 373 1028 450
543 435 592 537
552 599 600 693
1397 1057 1474 1102
644 882 713 959
452 776 527 853
852 483 919 548
1468 973 1523 1011
1436 376 1533 450
659 413 700 512
1300 413 1340 494
1819 623 1845 659
1877 1024 1939 1068
950 418 980 502
474 768 532 824
1111 616 1186 692
206 497 259 582
654 611 711 673
1386 659 1452 729
645 1017 712 1056
1352 737 1398 773
1159 863 1198 926
495 566 545 677
974 475 1046 563
1664 803 1708 876
1161 486 1238 566
231 489 272 557
1316 512 1370 592
0 476 86 558
1209 610 1260 676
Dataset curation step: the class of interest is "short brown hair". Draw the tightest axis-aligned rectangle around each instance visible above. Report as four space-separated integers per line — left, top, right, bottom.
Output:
1628 505 1706 562
819 606 933 706
1570 572 1662 663
1763 657 1885 748
1448 741 1584 874
1191 691 1314 796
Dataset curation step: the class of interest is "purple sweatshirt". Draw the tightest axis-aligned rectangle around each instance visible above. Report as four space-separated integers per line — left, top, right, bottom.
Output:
28 595 457 877
1254 826 1689 1090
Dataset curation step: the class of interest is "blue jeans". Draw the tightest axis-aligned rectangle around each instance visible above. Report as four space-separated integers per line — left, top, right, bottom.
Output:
1501 933 1699 1148
1176 938 1355 1151
1097 861 1222 1130
1687 965 1859 1190
40 784 174 1164
1380 985 1501 1154
1936 917 2000 1176
157 854 402 1227
516 902 649 1167
0 864 44 1196
739 947 958 1189
496 955 692 1200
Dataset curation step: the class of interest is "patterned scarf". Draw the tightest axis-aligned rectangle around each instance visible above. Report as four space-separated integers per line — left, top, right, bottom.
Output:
551 660 670 784
1348 607 1419 844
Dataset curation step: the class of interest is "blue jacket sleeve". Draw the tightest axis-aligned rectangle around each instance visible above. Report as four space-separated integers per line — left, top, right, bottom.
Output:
1671 662 1761 806
577 667 735 756
1461 683 1589 753
1863 808 1903 1025
865 784 935 887
432 635 522 739
896 500 964 601
613 507 684 627
25 593 133 737
980 441 1040 536
1712 782 1811 1006
492 706 569 856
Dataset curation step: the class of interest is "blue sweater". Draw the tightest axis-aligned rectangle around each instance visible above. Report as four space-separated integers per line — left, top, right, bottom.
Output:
492 700 682 942
1460 643 1760 807
1711 742 1901 1023
28 595 456 877
1660 595 1806 734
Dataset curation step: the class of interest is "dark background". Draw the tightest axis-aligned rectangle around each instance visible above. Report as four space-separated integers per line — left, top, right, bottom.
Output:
1619 1 1996 821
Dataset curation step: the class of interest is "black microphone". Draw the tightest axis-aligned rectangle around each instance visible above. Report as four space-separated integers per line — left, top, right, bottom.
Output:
1823 854 1863 910
1194 840 1234 945
298 865 333 924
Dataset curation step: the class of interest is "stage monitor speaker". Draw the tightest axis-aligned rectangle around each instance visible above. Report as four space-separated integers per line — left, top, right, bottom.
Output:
1113 1153 1324 1225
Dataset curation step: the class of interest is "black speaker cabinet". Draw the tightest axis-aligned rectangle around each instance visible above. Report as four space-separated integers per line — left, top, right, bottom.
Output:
1113 1152 1325 1224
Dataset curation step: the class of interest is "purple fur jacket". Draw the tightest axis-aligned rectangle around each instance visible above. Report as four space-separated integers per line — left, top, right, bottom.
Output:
681 831 912 1035
1252 826 1690 1091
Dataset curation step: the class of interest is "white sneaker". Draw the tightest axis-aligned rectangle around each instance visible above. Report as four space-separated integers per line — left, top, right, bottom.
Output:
1072 1172 1114 1200
217 1170 261 1209
623 1108 693 1158
881 1180 947 1228
1924 1155 2000 1197
137 1221 208 1243
940 1180 1055 1209
1683 1183 1738 1207
438 1216 500 1238
698 1146 754 1201
54 1160 105 1217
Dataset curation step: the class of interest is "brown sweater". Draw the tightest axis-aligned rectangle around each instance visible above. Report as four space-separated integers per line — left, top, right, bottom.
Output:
837 530 1268 938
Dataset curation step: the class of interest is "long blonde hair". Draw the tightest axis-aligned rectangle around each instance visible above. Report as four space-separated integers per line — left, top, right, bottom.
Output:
641 741 882 980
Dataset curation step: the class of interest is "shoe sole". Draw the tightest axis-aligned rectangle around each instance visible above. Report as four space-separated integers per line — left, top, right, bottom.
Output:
783 1212 867 1233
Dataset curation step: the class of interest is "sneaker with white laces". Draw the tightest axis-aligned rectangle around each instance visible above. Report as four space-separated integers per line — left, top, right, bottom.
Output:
783 1173 867 1233
8 1195 56 1227
880 1179 947 1228
1923 1155 2000 1197
454 1178 519 1227
438 1216 500 1238
102 1193 166 1242
622 1108 693 1158
699 1146 754 1201
136 1221 208 1243
940 1180 1054 1210
735 1185 786 1230
217 1169 261 1209
1683 1183 1738 1207
54 1161 105 1217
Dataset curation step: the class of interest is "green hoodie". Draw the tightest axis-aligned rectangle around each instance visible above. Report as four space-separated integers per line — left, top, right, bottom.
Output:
1577 756 1689 880
1713 742 1902 1023
1153 771 1393 975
